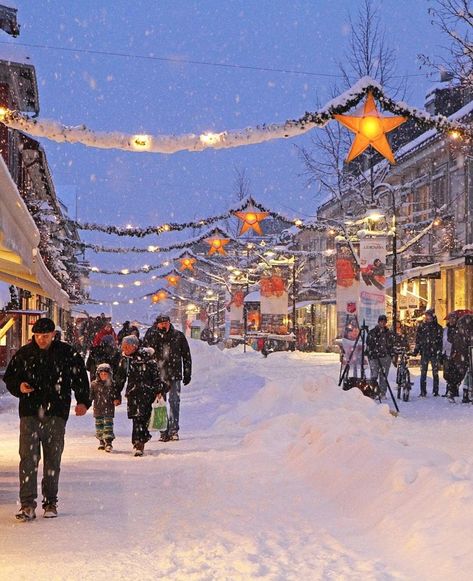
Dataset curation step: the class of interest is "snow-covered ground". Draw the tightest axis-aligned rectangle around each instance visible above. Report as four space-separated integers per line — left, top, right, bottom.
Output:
1 341 473 580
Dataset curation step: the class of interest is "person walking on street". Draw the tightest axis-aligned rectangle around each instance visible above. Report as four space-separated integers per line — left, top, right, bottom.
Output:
114 335 164 456
413 309 443 397
143 315 192 442
3 317 91 521
90 363 120 452
366 314 395 398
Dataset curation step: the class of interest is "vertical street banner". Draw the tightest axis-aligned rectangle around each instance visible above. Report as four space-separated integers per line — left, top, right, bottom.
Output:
260 269 289 334
226 285 245 337
359 234 387 329
336 240 360 339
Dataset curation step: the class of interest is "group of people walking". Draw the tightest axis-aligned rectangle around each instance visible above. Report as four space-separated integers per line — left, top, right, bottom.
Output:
3 314 192 522
364 309 473 402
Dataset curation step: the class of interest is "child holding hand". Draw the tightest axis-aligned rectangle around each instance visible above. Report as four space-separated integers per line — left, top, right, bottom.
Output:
90 363 120 452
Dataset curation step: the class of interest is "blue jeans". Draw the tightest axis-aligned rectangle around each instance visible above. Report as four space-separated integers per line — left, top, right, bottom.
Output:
167 380 181 435
420 356 440 394
369 355 392 395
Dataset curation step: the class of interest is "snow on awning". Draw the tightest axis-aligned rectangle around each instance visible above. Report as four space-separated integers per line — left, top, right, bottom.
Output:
0 156 69 309
394 263 441 285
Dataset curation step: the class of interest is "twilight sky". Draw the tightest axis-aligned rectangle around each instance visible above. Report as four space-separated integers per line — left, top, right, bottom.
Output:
4 1 445 322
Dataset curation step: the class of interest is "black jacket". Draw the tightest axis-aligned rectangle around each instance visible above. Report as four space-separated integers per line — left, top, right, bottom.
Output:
143 324 192 385
86 343 121 377
366 325 395 359
414 320 443 358
115 348 163 418
4 338 91 421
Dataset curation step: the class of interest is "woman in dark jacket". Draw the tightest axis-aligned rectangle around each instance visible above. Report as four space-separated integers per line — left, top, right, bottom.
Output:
114 335 164 456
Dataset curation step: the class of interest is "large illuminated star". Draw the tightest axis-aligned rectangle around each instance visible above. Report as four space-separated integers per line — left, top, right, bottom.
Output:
234 210 269 235
334 92 406 164
205 237 230 255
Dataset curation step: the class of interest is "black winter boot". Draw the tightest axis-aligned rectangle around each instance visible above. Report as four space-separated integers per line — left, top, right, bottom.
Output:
462 388 471 404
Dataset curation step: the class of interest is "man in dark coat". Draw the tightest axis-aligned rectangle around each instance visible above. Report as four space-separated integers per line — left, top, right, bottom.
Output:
413 309 443 397
117 321 131 345
143 315 192 441
86 334 121 378
4 317 91 521
366 314 395 397
114 335 163 456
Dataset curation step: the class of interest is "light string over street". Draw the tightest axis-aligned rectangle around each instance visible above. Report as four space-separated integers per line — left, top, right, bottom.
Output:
0 77 470 156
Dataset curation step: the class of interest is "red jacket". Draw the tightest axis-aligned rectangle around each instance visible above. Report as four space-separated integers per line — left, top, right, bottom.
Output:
92 326 118 348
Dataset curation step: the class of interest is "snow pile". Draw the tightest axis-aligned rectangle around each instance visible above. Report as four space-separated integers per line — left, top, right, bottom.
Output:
2 342 473 579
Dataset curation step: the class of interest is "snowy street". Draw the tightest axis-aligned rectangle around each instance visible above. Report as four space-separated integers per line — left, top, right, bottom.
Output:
1 341 473 580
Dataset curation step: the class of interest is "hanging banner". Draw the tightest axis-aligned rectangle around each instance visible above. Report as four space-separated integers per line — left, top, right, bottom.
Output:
336 240 360 339
359 234 387 329
226 286 245 337
260 270 288 334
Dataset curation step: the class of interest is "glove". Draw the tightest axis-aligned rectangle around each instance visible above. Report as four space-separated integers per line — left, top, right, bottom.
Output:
183 375 191 386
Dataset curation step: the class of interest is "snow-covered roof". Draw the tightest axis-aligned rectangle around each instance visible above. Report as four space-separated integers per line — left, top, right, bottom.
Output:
396 99 473 161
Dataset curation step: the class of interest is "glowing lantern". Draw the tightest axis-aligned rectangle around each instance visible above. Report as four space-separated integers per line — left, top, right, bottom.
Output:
205 237 230 256
234 210 269 235
152 290 168 303
131 134 151 150
179 257 196 271
166 274 180 287
334 92 406 164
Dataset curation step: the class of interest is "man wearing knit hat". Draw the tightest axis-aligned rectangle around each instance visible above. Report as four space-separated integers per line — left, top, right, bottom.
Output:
4 317 91 521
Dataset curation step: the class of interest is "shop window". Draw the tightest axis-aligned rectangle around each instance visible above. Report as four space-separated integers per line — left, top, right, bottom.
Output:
454 268 466 309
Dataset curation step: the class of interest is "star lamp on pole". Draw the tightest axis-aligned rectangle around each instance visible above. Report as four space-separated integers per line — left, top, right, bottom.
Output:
205 237 230 256
334 92 406 164
234 210 269 235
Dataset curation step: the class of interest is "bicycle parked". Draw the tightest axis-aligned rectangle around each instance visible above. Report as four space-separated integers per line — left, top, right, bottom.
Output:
394 347 413 402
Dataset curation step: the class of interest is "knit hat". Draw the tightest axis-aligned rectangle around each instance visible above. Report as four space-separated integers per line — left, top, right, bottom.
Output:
425 308 435 316
378 314 387 322
96 363 111 374
122 335 140 347
32 317 55 333
155 314 170 323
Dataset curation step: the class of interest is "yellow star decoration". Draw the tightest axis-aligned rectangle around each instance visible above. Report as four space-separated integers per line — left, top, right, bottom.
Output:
205 237 230 256
234 211 269 235
179 257 196 271
334 92 406 164
152 290 168 303
166 274 180 287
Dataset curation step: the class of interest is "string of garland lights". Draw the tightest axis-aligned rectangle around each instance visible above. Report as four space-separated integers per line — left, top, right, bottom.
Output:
0 77 470 156
64 226 240 254
69 196 312 238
